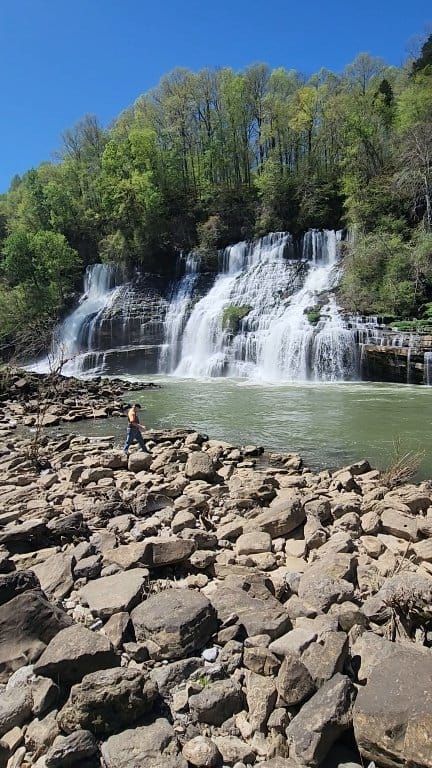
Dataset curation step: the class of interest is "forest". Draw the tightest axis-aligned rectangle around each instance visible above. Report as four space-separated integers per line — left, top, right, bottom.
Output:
1 33 432 352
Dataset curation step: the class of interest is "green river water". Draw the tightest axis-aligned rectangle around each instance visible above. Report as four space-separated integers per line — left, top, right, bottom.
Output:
57 377 432 480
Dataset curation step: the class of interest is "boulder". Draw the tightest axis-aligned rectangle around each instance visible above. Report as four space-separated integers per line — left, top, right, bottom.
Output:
47 512 87 540
150 657 202 696
45 730 98 767
182 736 221 768
131 589 217 660
213 736 255 765
276 652 315 707
128 452 152 473
298 571 354 612
269 627 317 657
34 624 118 685
103 542 149 570
354 647 432 768
150 538 195 567
58 667 157 735
79 568 147 618
286 674 356 767
189 678 244 725
0 591 72 682
101 718 187 768
301 632 348 687
380 509 419 541
209 584 290 639
362 572 432 625
246 670 277 731
243 646 281 677
0 686 33 737
235 532 272 556
32 552 75 601
0 571 40 606
248 497 305 537
185 452 216 481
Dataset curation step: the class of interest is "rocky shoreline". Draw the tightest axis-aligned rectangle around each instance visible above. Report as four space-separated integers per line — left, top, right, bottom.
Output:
0 370 160 433
1 376 432 767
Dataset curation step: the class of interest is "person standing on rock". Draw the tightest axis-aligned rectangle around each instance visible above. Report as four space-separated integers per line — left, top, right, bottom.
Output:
123 403 149 455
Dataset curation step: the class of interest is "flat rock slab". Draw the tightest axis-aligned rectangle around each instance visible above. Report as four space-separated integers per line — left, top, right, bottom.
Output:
32 552 75 601
131 589 217 660
79 568 148 619
287 673 356 767
354 647 432 768
101 717 187 768
34 624 118 685
0 686 33 738
0 590 72 683
209 584 290 639
58 667 157 735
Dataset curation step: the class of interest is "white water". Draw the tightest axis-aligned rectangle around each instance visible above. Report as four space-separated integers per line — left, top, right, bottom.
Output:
174 230 357 381
159 254 199 374
31 264 120 375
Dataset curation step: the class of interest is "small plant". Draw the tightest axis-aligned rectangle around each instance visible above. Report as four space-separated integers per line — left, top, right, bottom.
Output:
222 305 251 334
197 674 211 688
382 436 424 488
305 307 321 326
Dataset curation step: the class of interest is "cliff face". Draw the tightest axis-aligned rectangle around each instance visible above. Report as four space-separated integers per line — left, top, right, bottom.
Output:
360 333 432 385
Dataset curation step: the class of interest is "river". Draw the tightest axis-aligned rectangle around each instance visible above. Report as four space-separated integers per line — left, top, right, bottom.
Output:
59 377 432 480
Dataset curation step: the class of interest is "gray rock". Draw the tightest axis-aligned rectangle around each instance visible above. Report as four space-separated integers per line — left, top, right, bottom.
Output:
0 571 40 606
235 532 272 556
79 568 147 619
209 584 290 639
0 591 72 683
298 570 354 612
380 509 419 541
286 673 356 767
213 736 255 765
276 653 315 706
47 512 87 541
34 624 118 685
350 631 410 684
269 627 317 657
150 537 195 567
132 589 217 660
246 670 277 731
243 646 280 677
248 497 305 537
58 667 157 735
182 736 221 768
45 730 98 767
301 632 348 686
362 572 432 625
73 554 102 580
189 679 244 725
128 451 152 473
32 553 75 601
185 452 216 482
0 686 32 737
354 647 432 768
150 657 202 696
101 717 187 768
101 612 132 650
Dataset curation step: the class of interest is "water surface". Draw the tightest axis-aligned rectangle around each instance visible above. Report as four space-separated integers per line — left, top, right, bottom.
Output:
59 377 432 480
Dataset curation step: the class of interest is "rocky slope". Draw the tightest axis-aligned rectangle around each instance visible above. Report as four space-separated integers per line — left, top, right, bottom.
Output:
1 390 432 767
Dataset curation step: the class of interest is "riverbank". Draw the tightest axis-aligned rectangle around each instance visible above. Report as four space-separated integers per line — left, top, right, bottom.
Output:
1 379 432 767
0 369 160 434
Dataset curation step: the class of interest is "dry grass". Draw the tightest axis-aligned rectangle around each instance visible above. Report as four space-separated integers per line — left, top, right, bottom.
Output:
382 437 424 488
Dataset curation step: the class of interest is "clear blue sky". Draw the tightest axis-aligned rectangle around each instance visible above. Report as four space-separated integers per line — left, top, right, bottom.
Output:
0 0 430 192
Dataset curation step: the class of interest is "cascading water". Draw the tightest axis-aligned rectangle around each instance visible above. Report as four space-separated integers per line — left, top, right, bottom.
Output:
159 253 199 374
31 263 120 375
174 230 357 381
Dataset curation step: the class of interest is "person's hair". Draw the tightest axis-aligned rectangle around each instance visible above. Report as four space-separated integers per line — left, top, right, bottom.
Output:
133 403 141 409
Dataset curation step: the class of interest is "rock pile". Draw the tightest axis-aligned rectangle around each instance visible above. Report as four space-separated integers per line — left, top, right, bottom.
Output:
0 369 159 434
1 410 432 766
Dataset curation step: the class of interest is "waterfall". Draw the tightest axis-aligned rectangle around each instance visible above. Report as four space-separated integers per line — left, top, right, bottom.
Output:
424 352 432 385
174 230 357 381
159 253 199 373
30 263 120 375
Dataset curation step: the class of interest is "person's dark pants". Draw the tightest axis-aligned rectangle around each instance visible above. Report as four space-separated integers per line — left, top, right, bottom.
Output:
123 426 148 453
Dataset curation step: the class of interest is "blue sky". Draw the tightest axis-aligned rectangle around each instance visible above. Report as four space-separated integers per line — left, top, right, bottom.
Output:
0 0 430 192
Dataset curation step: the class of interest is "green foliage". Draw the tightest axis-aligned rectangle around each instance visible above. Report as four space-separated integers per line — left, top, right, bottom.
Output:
1 41 432 349
222 305 252 333
306 307 321 325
